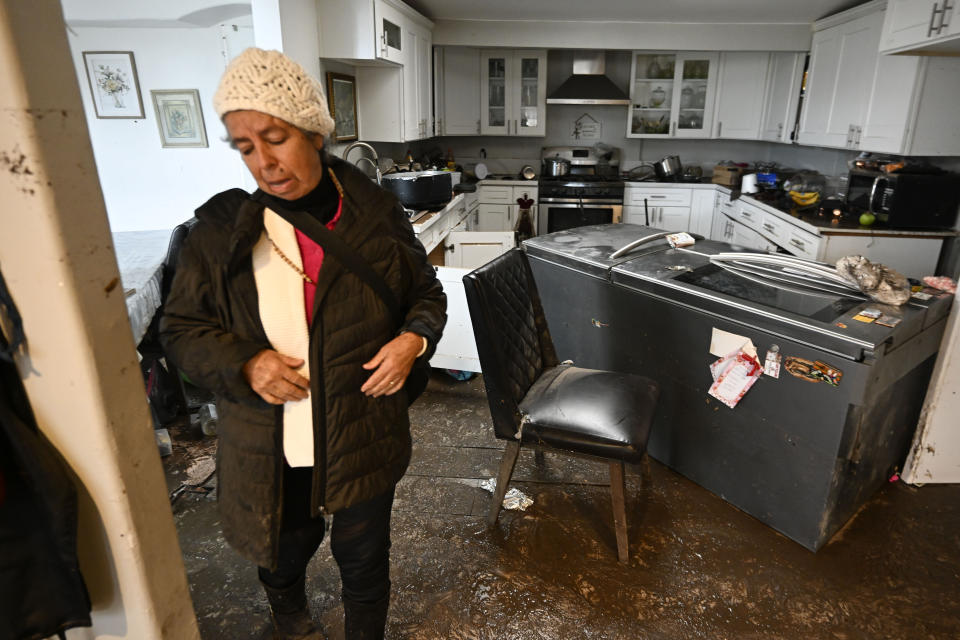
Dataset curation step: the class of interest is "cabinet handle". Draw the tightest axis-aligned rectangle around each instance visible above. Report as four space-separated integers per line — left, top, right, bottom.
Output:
854 125 862 146
741 210 753 219
763 222 775 232
940 1 953 33
790 238 806 250
929 2 945 36
846 124 855 148
717 121 722 137
477 120 481 134
671 121 676 136
649 195 667 199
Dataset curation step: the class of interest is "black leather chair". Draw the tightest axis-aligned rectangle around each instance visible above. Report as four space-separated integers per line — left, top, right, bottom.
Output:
139 217 211 420
463 248 660 563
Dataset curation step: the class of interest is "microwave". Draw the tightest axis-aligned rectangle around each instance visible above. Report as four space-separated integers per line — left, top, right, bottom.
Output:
846 168 960 229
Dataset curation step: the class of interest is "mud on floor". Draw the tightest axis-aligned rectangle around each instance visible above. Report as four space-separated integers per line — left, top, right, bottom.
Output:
167 373 960 640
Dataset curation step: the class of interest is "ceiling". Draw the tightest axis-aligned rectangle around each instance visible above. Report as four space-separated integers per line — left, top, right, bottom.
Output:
402 0 864 24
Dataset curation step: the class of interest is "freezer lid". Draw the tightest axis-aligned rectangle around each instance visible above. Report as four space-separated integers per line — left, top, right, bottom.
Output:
610 245 951 360
522 224 673 279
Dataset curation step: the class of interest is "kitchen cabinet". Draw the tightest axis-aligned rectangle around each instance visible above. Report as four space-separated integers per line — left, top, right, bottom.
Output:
798 1 960 155
443 229 516 268
759 52 805 143
624 185 692 230
880 0 960 55
323 0 433 143
317 0 410 63
797 7 883 149
402 21 433 140
476 182 537 233
435 47 481 135
690 190 716 238
480 50 547 137
713 52 770 140
624 205 690 230
627 52 719 139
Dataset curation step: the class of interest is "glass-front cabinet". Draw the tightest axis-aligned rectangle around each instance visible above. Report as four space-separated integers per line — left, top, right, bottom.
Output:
480 49 547 137
628 52 719 138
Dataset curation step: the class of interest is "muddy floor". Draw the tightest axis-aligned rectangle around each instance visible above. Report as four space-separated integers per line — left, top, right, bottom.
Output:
167 372 960 639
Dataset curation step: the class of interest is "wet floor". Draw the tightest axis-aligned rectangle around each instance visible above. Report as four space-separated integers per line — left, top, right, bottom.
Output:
168 372 960 639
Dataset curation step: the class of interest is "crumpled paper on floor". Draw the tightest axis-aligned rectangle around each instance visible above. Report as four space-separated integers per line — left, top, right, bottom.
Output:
479 478 534 511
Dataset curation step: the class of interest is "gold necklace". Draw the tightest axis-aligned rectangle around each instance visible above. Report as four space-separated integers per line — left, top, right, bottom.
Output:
264 168 345 285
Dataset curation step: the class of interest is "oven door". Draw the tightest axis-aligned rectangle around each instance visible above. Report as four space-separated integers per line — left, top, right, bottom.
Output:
538 200 623 235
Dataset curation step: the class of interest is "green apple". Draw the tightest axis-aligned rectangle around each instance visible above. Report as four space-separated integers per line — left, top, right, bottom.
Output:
859 212 876 227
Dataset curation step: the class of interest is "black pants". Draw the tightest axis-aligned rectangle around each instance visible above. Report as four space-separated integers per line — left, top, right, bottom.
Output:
258 463 394 604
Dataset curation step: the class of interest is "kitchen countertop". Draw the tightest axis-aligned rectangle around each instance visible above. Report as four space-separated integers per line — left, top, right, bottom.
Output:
478 175 539 186
626 180 958 238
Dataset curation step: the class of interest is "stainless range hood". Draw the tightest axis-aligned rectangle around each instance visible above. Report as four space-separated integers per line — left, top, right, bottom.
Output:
547 51 630 106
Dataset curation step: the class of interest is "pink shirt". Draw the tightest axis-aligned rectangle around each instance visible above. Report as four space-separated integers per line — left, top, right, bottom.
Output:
295 197 342 326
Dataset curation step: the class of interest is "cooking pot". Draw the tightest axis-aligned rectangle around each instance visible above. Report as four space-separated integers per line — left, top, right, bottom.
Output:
542 155 570 177
381 170 453 210
654 155 683 180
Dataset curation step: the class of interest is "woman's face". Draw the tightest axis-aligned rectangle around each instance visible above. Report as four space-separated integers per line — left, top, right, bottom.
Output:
224 110 324 200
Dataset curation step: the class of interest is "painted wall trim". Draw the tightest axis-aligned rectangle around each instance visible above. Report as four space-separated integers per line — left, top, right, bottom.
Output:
432 19 813 51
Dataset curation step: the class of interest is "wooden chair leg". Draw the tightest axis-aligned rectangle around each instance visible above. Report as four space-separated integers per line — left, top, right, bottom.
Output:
609 460 629 564
489 440 521 526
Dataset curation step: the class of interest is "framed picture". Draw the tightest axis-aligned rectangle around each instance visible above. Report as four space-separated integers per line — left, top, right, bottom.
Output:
82 51 144 119
150 89 208 148
326 72 358 142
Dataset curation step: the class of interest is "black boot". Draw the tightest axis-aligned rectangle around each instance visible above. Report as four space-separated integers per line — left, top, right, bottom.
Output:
343 594 389 640
261 574 326 640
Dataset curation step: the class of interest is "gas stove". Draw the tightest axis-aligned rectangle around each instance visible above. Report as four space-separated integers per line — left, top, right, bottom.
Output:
538 146 625 235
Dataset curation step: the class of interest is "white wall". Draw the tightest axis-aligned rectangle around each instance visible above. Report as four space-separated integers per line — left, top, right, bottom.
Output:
66 24 252 231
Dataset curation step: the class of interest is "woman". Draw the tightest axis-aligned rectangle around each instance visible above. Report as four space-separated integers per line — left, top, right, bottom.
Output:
160 48 446 640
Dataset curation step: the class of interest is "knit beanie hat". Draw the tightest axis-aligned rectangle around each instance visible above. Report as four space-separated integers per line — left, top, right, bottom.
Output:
213 47 335 137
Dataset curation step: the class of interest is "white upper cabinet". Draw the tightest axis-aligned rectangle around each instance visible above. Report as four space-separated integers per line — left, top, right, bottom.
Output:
402 21 432 140
628 52 719 139
880 0 960 54
759 52 805 143
797 9 883 149
435 47 481 136
713 52 771 140
374 0 405 64
321 0 434 143
318 0 414 64
480 50 547 137
798 1 960 155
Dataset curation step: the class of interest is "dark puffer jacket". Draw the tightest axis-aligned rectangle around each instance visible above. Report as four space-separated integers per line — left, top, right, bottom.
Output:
160 156 446 568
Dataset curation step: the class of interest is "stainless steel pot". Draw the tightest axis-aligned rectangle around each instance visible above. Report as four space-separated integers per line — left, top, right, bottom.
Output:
381 170 453 210
542 156 570 177
654 155 682 180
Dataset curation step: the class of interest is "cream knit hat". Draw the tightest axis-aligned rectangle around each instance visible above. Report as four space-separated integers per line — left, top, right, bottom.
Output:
213 47 335 137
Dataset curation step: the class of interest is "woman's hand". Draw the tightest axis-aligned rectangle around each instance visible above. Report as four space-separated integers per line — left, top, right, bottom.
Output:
361 332 424 397
242 349 310 405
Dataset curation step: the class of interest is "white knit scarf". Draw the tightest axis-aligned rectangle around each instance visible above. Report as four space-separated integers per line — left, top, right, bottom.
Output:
251 208 314 467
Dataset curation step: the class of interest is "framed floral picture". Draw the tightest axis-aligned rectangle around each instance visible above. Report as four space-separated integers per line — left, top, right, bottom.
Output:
150 89 208 148
82 51 144 119
326 72 358 142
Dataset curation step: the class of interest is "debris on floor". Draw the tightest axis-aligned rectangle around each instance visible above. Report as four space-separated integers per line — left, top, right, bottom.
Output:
480 477 534 511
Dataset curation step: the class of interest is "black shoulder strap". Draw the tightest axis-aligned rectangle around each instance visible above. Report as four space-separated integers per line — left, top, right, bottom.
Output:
250 191 404 327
